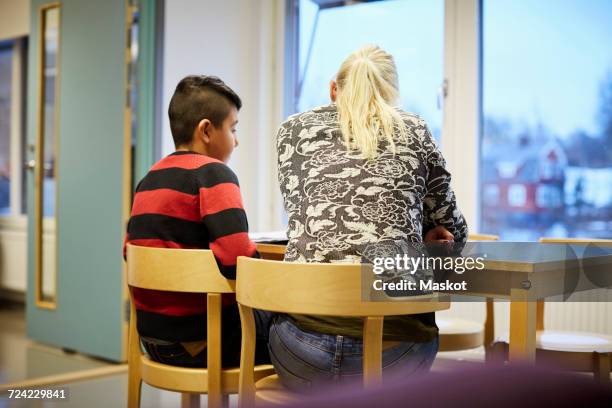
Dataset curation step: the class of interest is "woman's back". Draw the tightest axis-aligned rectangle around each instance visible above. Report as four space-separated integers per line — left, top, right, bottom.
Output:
277 103 467 264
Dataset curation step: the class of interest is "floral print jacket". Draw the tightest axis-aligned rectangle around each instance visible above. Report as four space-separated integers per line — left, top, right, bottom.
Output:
277 103 468 264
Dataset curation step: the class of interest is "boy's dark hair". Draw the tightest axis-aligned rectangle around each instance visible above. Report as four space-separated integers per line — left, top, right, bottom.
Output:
168 75 242 147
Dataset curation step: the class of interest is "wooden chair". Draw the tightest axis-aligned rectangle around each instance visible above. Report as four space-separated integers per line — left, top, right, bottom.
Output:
494 238 612 384
126 244 274 408
437 234 498 353
235 256 450 407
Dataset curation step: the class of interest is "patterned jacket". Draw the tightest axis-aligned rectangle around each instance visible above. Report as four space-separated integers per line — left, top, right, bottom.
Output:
277 103 468 265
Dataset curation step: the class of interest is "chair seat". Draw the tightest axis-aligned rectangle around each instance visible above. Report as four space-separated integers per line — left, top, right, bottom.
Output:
141 356 275 394
438 318 484 351
497 330 612 353
254 374 301 406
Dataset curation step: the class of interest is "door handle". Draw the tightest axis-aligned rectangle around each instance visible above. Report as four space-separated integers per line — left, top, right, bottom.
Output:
25 160 36 171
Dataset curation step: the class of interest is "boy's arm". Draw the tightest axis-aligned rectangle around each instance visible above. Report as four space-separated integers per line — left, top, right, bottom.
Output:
198 163 259 280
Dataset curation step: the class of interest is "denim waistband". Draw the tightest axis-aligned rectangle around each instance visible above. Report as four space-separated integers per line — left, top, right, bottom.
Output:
140 336 179 346
276 315 369 355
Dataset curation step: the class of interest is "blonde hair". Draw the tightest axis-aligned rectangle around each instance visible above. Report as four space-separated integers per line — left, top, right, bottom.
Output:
335 45 407 159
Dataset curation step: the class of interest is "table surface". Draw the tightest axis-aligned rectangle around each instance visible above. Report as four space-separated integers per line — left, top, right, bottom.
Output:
256 242 612 272
465 242 612 273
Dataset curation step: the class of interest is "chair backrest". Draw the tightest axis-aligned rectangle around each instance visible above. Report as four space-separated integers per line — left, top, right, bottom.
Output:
537 238 612 331
236 257 449 317
126 244 235 293
125 244 232 404
539 237 612 246
468 233 499 241
236 256 449 404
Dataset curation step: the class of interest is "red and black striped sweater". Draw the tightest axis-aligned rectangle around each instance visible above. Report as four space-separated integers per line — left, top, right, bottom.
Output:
124 151 258 342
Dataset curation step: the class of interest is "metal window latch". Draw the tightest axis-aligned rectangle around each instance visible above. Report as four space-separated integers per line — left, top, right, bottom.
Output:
437 79 449 110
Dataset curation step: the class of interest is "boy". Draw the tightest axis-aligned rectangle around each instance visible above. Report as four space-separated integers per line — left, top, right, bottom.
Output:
124 75 270 367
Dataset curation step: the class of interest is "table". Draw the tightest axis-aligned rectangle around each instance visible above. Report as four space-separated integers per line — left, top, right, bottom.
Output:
254 243 285 261
256 242 612 364
458 242 612 363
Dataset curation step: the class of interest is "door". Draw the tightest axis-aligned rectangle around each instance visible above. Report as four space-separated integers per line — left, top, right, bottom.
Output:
25 0 131 362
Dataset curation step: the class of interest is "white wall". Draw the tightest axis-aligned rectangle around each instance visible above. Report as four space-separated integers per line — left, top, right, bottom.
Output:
440 296 612 337
0 0 30 41
0 217 57 293
162 0 285 231
0 217 27 291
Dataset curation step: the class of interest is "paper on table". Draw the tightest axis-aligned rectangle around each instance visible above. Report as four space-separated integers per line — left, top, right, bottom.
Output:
248 230 288 243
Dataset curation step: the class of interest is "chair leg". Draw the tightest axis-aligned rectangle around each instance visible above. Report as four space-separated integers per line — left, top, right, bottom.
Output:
484 344 495 364
488 341 508 365
594 352 611 385
127 371 142 408
483 298 495 347
208 390 224 408
181 393 200 408
222 394 230 408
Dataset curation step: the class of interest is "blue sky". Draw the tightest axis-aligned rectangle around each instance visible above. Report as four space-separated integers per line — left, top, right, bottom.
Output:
298 0 444 135
298 0 612 139
484 0 612 138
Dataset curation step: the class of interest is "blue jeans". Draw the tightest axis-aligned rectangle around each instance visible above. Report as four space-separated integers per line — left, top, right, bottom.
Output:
141 307 274 368
268 315 438 392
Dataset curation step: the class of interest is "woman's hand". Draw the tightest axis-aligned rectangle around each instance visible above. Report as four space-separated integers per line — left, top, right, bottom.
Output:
424 225 454 243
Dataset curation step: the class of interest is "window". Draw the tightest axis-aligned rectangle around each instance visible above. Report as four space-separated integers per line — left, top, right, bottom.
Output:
41 7 59 219
483 184 499 206
0 39 27 218
0 43 13 215
536 184 562 208
507 184 526 208
480 0 612 240
288 0 444 139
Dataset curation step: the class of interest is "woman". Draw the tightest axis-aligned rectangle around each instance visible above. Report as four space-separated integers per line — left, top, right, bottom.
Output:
273 45 467 391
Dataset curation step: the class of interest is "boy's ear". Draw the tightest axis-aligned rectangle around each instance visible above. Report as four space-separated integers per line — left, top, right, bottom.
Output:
197 118 212 143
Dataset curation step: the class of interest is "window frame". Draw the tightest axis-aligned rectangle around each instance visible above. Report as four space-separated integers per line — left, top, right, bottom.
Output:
441 0 481 233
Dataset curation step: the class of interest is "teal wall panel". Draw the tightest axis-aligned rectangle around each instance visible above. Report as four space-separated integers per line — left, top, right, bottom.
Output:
135 0 158 182
27 0 128 362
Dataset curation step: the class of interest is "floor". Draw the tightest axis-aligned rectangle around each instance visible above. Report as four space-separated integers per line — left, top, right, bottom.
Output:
0 306 109 386
1 374 213 408
0 303 191 407
0 303 488 407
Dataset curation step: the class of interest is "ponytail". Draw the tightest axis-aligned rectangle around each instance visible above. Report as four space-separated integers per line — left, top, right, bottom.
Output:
335 45 407 160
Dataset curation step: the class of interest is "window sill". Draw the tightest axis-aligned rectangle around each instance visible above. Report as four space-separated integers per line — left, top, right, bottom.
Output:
0 214 27 231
